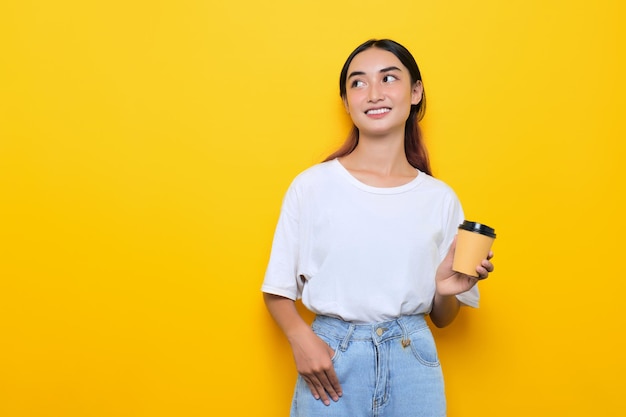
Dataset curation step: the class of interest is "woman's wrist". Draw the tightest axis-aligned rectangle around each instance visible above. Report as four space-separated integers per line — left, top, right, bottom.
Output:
433 291 458 307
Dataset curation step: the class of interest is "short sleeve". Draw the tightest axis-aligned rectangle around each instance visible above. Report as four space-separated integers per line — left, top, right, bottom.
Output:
440 190 480 308
261 182 302 300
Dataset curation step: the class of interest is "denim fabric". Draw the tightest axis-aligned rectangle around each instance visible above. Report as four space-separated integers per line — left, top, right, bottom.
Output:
290 315 446 417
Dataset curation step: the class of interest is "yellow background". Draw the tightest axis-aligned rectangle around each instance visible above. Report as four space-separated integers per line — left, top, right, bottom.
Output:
1 1 624 416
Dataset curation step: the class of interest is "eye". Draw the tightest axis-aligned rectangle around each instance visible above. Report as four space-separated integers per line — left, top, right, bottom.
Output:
351 80 365 88
383 74 398 83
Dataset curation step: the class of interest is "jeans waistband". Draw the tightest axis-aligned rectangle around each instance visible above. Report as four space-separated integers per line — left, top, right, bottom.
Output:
312 314 427 348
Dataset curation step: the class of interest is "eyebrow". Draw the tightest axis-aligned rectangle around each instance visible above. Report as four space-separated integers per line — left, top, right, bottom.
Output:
347 66 402 79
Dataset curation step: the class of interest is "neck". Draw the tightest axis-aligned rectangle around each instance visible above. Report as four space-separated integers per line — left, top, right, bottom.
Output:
348 131 412 175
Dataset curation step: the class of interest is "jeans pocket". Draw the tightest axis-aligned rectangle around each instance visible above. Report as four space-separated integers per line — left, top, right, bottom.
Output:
315 332 341 362
408 328 440 367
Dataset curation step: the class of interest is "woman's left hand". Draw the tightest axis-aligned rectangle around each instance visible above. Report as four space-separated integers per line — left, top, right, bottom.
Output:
435 237 494 296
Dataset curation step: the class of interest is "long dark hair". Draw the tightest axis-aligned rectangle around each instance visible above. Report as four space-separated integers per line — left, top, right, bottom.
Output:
324 39 432 176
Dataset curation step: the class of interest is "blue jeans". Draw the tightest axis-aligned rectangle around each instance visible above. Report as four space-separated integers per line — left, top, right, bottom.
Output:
290 315 446 417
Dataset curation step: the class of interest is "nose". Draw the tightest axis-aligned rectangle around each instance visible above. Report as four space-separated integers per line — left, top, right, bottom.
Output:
368 83 384 102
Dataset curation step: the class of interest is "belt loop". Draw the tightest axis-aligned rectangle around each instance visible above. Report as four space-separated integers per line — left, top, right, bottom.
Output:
397 316 412 349
339 324 354 352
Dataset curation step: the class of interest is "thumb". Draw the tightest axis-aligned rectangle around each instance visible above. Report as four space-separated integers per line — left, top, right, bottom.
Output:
438 236 457 274
445 236 458 261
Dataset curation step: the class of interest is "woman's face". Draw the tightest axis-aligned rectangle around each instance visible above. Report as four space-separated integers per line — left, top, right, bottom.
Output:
343 48 423 138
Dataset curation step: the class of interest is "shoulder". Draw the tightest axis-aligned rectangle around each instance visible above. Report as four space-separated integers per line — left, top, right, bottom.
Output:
289 160 338 190
417 172 459 201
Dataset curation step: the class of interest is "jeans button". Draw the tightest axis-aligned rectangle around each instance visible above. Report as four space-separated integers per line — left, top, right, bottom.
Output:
376 327 383 336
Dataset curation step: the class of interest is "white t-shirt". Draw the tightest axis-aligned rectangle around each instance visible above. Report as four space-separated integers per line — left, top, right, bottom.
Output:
262 159 479 323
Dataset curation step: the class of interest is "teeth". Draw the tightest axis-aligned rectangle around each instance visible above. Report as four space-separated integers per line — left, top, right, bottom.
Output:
366 108 390 115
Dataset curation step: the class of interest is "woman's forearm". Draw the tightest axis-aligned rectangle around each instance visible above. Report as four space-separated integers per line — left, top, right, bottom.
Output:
263 293 311 342
429 293 460 328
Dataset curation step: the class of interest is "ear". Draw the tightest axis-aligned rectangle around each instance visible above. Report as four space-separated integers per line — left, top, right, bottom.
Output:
411 81 424 105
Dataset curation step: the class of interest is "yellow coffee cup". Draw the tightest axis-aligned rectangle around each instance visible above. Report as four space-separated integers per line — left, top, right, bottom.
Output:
452 221 496 277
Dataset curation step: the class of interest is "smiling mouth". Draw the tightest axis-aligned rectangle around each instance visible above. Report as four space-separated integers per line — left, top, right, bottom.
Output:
365 108 391 115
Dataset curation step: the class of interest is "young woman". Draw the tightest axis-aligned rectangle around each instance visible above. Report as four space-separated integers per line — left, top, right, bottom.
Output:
262 39 494 417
